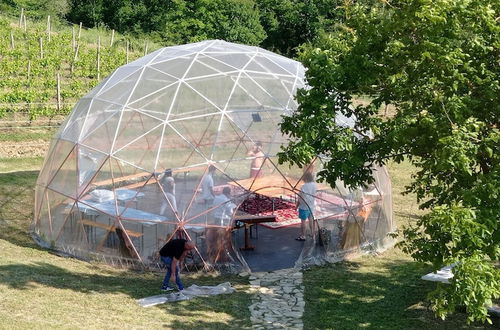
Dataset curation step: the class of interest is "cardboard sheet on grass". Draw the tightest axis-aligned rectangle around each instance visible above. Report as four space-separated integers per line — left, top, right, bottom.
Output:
137 282 235 307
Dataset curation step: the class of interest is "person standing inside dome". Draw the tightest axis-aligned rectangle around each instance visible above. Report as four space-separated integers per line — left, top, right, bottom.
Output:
160 169 177 220
296 172 317 241
207 186 236 262
160 184 178 220
201 165 216 206
247 141 265 178
212 187 236 226
161 169 175 194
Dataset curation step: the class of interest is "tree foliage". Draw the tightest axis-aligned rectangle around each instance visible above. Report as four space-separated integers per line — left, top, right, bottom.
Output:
255 0 348 56
161 0 266 45
1 0 70 18
66 0 266 46
279 0 499 323
63 0 344 55
256 0 320 56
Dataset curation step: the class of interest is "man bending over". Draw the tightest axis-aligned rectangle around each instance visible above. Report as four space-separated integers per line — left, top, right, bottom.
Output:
159 239 195 292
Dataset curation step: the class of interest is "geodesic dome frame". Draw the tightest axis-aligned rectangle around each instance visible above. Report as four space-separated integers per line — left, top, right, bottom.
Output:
32 40 394 272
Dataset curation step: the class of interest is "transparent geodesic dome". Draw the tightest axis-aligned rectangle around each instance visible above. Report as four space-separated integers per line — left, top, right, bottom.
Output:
32 40 394 272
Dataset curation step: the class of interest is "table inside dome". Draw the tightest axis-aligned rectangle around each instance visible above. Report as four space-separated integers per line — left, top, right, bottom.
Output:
230 174 332 197
229 174 340 227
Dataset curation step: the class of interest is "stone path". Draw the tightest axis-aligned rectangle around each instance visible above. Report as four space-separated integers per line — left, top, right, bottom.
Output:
245 268 304 329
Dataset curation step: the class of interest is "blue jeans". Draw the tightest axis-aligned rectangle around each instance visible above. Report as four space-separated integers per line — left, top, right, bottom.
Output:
161 256 184 290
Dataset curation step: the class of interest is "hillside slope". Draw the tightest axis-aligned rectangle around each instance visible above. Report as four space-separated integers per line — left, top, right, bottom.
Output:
0 13 159 120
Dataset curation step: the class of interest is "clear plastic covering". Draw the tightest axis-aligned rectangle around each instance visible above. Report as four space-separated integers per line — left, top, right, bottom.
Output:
32 40 394 273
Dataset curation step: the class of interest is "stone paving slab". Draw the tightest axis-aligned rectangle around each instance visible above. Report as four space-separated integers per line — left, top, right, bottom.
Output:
246 268 304 329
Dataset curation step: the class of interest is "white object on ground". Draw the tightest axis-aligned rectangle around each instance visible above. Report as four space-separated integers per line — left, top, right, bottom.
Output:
421 265 454 283
488 305 500 318
137 282 235 307
422 265 500 319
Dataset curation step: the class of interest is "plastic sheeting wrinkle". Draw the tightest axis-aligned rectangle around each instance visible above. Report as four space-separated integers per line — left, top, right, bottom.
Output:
137 282 235 307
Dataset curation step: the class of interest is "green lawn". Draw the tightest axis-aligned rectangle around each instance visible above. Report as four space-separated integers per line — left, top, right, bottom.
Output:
0 128 58 142
0 159 251 329
0 157 496 329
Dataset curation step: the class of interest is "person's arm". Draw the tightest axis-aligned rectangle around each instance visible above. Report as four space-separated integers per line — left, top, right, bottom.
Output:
176 250 191 274
296 189 302 208
179 249 189 262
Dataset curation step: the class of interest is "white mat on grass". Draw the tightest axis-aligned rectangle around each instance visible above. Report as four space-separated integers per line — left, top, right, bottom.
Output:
422 265 500 318
137 282 235 307
421 265 454 284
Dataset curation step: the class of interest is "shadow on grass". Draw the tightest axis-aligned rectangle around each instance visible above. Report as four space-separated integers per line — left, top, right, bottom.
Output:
0 261 252 329
0 169 252 328
0 171 45 249
394 210 421 221
303 257 495 330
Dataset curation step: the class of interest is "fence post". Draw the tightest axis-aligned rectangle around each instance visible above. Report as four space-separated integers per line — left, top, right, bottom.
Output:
56 73 61 113
144 41 148 56
27 61 31 82
10 31 14 49
47 15 51 42
72 26 75 50
39 37 43 59
19 8 23 28
71 44 80 74
97 36 101 80
78 22 82 40
126 40 129 64
110 29 114 47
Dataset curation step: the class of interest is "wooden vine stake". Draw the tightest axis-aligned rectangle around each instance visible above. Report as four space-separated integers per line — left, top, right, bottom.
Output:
19 8 24 28
126 40 129 64
27 61 31 82
56 73 61 112
97 36 101 81
39 37 43 59
71 44 80 74
10 31 14 49
72 26 75 50
110 29 115 47
23 13 27 32
78 22 82 40
47 15 51 42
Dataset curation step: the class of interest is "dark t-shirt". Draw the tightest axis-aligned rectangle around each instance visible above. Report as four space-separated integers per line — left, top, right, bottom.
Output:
159 239 186 259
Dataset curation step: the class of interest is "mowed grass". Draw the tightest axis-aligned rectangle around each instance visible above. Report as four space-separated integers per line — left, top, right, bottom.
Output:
301 161 496 329
0 128 58 142
0 156 45 172
302 249 498 329
0 158 252 329
0 157 496 329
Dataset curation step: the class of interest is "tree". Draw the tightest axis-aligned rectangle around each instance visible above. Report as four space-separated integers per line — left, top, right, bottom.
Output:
101 0 147 34
66 0 104 27
279 0 499 323
65 0 266 46
256 0 321 56
162 0 266 46
4 0 70 18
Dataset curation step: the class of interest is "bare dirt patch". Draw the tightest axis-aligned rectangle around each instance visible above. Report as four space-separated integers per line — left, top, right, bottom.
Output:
0 139 49 158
